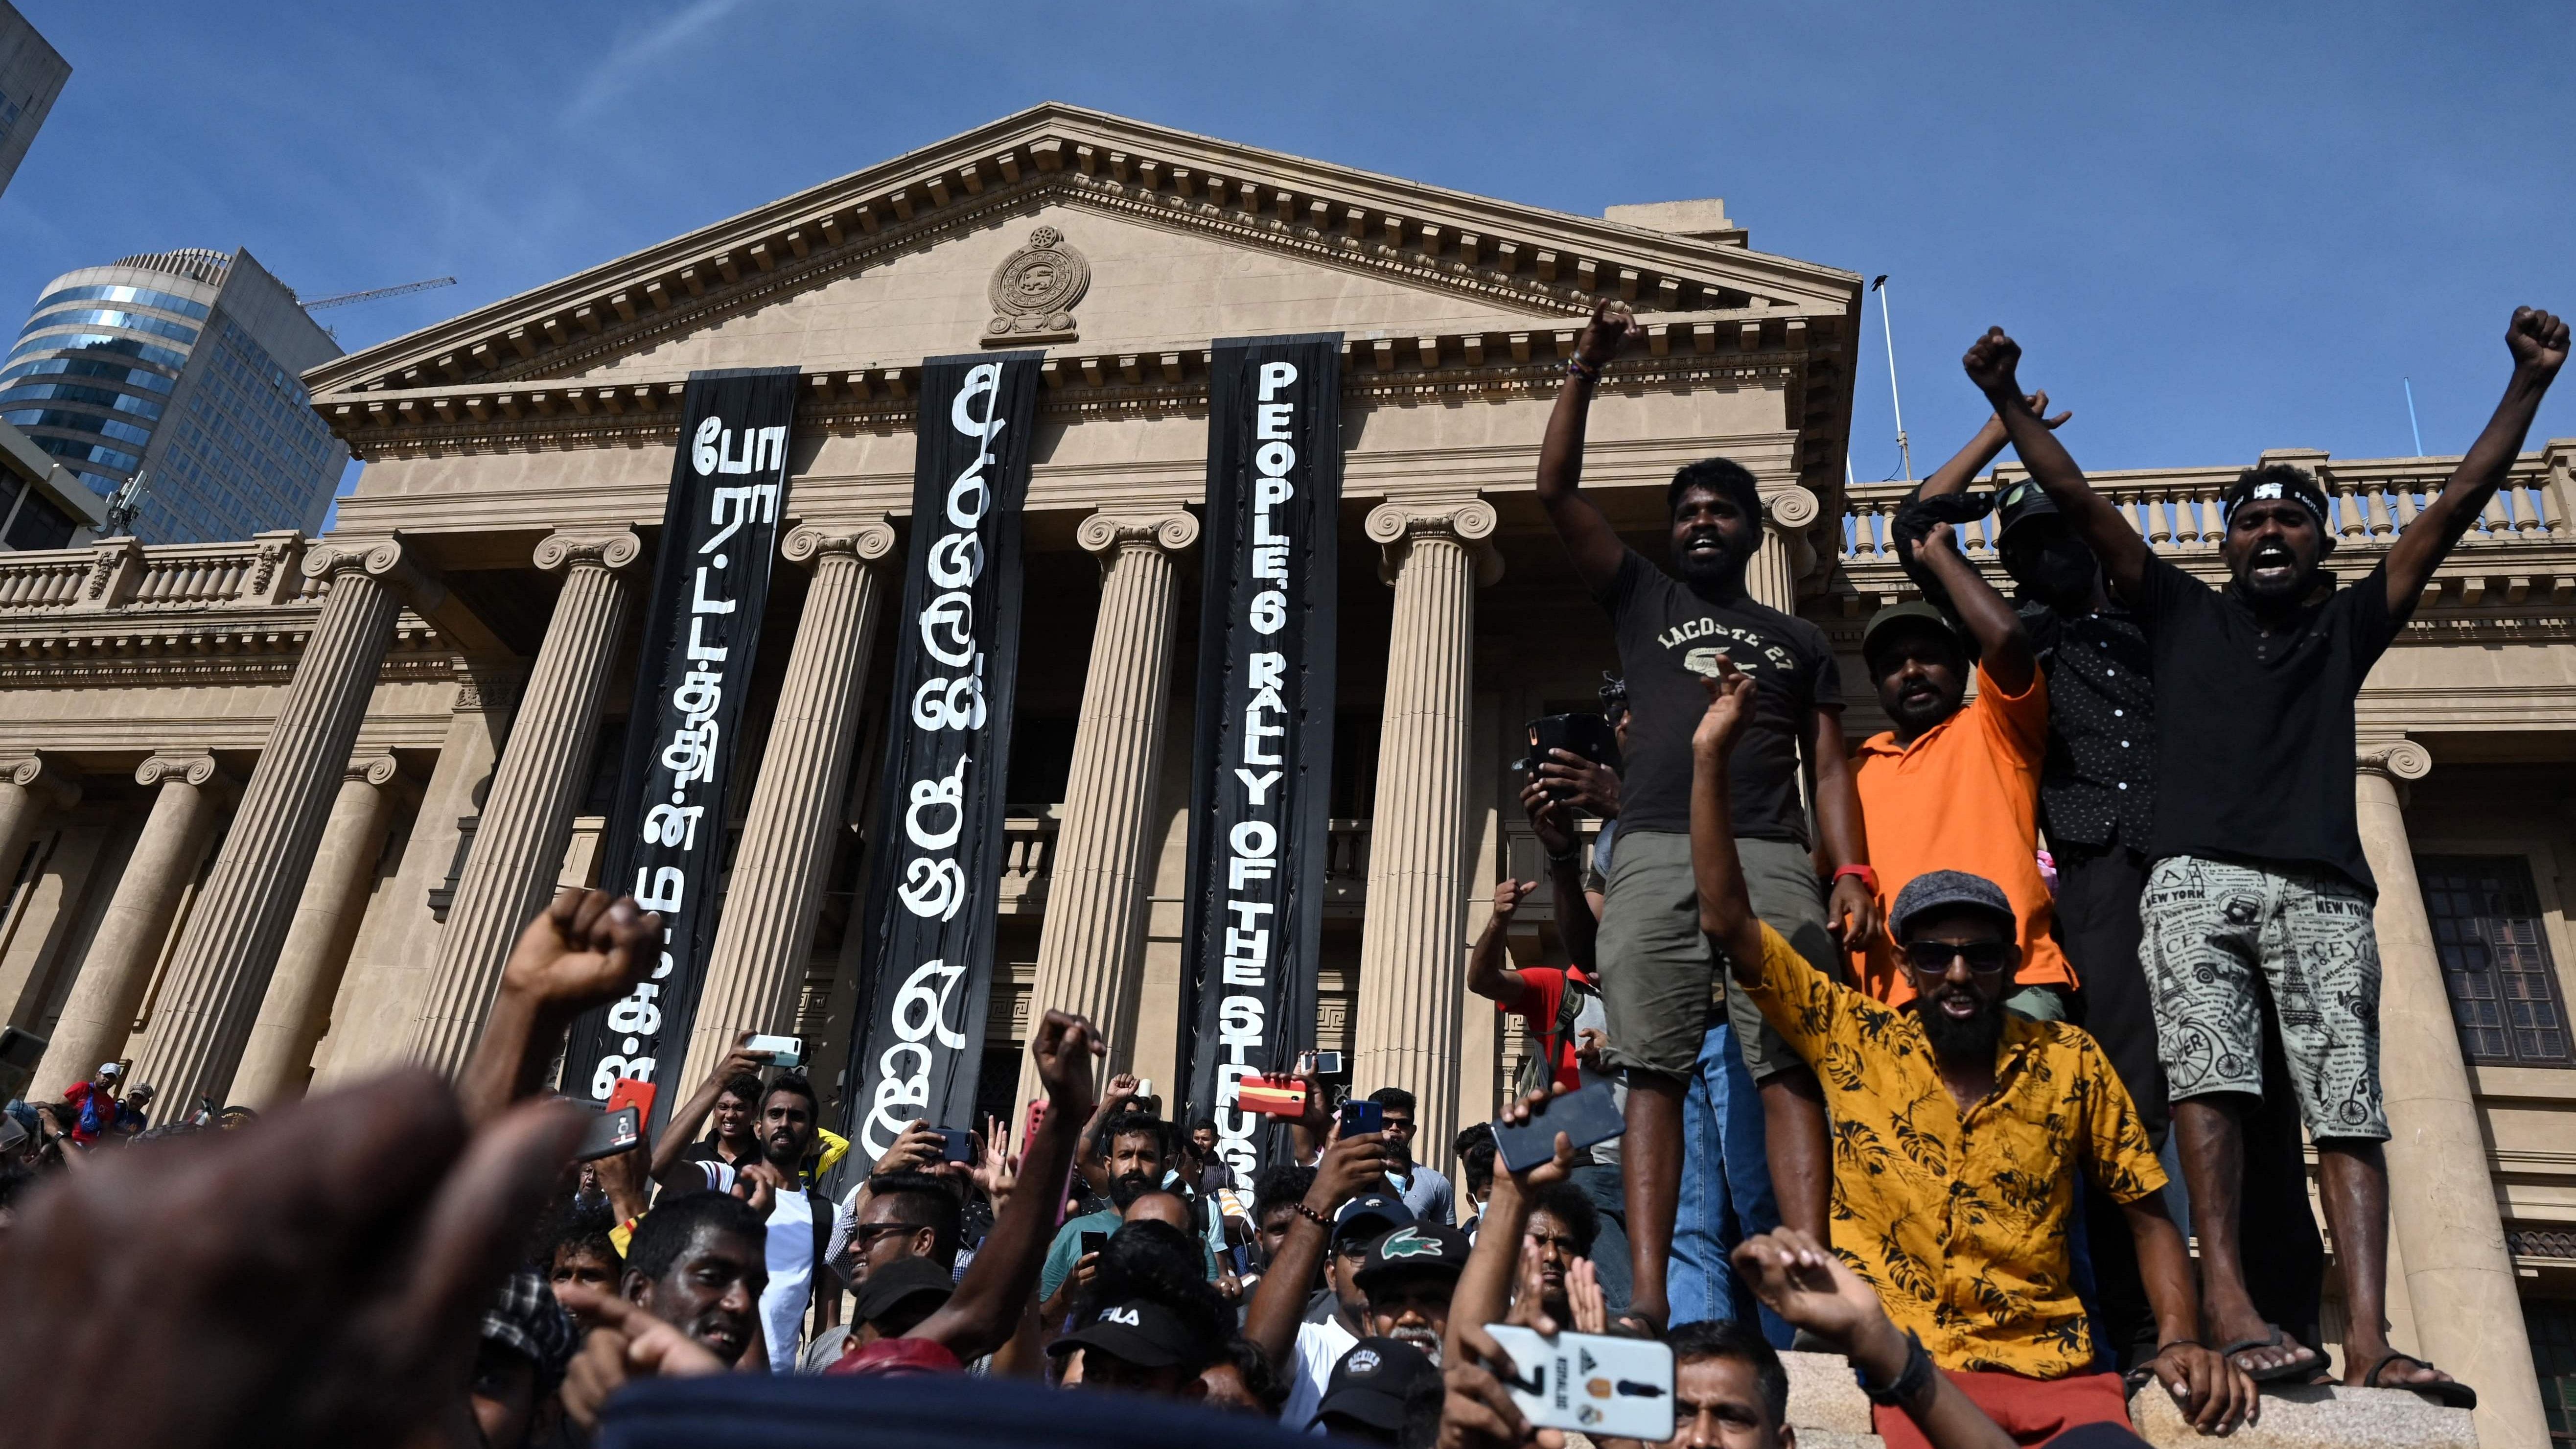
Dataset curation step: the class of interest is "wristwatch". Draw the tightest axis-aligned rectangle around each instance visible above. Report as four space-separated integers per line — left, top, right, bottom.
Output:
1857 1330 1936 1408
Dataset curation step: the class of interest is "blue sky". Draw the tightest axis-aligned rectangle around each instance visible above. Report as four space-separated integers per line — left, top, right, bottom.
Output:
5 1 2570 489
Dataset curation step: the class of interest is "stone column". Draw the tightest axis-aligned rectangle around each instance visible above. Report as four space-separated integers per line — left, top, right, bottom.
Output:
1013 511 1200 1110
406 531 642 1077
674 519 897 1098
230 754 407 1109
0 754 80 881
34 753 227 1097
1351 498 1499 1149
1746 485 1821 613
128 540 429 1111
2354 740 2547 1449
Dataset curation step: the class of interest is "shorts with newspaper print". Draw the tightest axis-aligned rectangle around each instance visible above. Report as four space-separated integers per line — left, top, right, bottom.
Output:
2139 854 2387 1142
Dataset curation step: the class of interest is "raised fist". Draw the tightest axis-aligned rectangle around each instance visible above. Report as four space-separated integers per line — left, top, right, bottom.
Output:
1577 298 1639 367
1962 327 2023 395
2507 306 2569 376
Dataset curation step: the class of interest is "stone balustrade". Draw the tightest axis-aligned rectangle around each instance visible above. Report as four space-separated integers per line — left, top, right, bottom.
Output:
0 530 322 615
1839 444 2576 589
996 809 1061 909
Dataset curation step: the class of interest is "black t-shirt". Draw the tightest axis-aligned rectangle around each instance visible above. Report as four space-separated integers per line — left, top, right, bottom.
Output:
2132 554 2408 894
1600 549 1840 841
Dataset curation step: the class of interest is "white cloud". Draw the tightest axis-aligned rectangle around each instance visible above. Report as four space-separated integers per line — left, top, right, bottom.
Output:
562 0 754 124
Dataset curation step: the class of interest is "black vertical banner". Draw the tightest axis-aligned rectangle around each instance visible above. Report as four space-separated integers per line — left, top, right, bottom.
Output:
565 366 797 1125
1180 333 1342 1180
840 351 1042 1159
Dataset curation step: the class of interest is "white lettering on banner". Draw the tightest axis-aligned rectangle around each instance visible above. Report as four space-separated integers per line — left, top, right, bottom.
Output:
861 359 1017 1160
1210 358 1304 1177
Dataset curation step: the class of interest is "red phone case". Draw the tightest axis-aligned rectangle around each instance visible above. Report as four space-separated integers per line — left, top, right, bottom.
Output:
606 1077 657 1121
1237 1074 1308 1116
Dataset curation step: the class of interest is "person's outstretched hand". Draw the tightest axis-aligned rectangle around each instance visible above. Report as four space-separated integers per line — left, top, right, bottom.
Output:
1032 1009 1105 1121
1576 298 1638 369
0 1073 581 1449
1961 327 2023 397
1440 1323 1567 1449
1732 1227 1882 1348
555 1287 728 1431
502 887 662 1011
1566 1257 1609 1335
1691 661 1756 761
1493 1084 1578 1192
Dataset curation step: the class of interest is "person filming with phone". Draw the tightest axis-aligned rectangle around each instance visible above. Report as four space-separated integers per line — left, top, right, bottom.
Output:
1689 662 2256 1444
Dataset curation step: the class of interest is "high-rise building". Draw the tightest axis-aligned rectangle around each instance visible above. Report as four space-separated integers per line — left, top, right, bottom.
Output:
0 247 350 543
0 1 68 198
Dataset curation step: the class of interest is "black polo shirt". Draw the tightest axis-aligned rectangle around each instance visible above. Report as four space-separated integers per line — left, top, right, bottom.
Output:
2019 599 2156 850
2131 554 2409 895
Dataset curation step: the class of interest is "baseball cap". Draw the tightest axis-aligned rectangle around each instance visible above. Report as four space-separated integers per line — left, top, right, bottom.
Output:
1861 601 1957 664
1991 476 2062 545
2221 466 2330 529
1354 1222 1472 1292
1044 1298 1203 1371
1332 1192 1414 1248
94 1062 121 1080
1315 1338 1439 1434
850 1255 954 1328
1888 869 2017 941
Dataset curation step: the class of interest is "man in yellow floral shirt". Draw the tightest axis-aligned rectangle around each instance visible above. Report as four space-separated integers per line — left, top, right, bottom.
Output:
1687 662 2255 1447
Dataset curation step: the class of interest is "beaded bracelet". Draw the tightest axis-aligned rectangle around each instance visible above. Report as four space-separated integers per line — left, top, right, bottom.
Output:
1565 356 1604 385
1294 1201 1335 1231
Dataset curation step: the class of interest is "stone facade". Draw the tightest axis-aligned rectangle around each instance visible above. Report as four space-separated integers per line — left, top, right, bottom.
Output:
0 105 2567 1443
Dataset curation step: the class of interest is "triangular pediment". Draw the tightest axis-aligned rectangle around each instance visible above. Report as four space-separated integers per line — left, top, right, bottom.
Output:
308 103 1858 399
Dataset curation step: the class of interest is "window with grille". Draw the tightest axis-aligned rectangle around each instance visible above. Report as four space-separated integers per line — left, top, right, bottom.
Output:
2416 854 2574 1067
2530 1298 2576 1446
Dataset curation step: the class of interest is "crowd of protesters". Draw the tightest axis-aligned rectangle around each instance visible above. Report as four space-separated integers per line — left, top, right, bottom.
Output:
0 301 2560 1449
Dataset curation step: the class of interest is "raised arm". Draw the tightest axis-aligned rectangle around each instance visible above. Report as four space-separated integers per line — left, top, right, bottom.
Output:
1521 773 1601 970
1963 329 2149 597
1689 667 1766 978
649 1031 767 1177
1914 391 2066 500
460 888 659 1127
1535 300 1641 593
2386 307 2567 611
1909 522 2034 695
1244 1125 1391 1366
1466 879 1536 1003
908 1010 1101 1363
1442 1087 1576 1365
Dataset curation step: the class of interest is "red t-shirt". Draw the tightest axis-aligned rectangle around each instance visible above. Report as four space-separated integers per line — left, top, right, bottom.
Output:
1497 967 1592 1093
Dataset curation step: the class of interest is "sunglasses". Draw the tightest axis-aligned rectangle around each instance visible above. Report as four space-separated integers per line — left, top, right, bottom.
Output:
1902 940 2014 976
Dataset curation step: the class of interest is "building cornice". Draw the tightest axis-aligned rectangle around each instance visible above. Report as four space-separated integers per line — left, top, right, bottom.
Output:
308 103 1858 402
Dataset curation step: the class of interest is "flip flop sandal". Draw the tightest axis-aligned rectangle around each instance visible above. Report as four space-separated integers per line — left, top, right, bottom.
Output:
2218 1325 2325 1384
2363 1352 2479 1410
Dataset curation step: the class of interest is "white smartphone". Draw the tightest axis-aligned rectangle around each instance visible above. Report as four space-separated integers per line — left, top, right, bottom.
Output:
1484 1325 1674 1441
744 1033 803 1069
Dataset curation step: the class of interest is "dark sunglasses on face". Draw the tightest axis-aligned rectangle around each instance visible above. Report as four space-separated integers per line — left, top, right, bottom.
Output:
1903 939 2015 976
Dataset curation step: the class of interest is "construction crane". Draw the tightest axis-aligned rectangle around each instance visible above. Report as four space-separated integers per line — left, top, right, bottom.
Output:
298 276 457 312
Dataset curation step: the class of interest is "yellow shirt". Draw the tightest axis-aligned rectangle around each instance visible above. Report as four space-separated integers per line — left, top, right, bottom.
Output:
1741 920 2164 1377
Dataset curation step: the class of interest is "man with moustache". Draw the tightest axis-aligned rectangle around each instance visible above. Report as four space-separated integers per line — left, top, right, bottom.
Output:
1965 310 2566 1402
1691 663 2255 1442
1039 1110 1172 1308
615 1192 769 1368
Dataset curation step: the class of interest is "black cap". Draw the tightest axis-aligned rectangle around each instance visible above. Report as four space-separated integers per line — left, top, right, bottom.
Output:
1332 1192 1414 1248
1354 1222 1472 1291
1861 601 1957 664
851 1254 954 1327
1315 1338 1439 1433
1991 476 2062 545
1044 1298 1203 1370
1888 869 2017 940
2222 466 2330 530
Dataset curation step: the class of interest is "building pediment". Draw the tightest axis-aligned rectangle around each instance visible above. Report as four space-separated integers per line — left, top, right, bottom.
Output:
308 103 1859 405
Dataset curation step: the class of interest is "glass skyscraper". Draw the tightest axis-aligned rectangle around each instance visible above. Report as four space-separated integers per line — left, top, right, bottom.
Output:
0 247 351 544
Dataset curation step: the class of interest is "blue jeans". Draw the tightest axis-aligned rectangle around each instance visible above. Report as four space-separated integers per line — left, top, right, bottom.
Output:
1668 1016 1790 1345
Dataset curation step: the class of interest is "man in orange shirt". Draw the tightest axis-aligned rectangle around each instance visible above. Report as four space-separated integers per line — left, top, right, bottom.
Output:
1851 519 2074 1019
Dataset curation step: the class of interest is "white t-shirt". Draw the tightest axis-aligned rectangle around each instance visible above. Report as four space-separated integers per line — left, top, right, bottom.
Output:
761 1187 817 1374
1280 1313 1359 1429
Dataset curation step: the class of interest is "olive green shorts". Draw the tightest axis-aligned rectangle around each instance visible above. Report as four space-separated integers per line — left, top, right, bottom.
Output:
1595 829 1842 1081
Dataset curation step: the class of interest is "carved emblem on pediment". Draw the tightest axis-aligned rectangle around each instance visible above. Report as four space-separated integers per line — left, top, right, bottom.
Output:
984 226 1087 346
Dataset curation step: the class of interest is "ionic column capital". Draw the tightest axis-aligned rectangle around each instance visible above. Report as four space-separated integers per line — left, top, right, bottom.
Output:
1077 510 1200 558
1365 497 1502 587
1764 484 1823 531
136 751 231 792
302 535 446 612
1 753 82 811
533 530 645 574
783 517 898 568
2356 738 2433 784
346 752 402 789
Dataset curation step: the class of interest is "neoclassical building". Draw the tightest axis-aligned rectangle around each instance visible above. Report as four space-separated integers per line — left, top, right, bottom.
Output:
0 105 2567 1441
